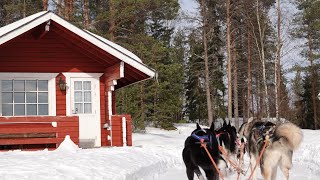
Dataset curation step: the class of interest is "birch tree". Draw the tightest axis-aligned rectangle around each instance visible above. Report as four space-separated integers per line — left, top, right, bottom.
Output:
199 0 214 126
226 0 232 123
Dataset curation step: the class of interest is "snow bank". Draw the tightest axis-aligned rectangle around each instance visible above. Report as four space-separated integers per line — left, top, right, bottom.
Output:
55 135 80 153
0 124 318 180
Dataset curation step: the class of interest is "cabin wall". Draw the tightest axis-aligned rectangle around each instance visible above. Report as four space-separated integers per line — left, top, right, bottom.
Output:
0 30 105 73
100 77 111 146
56 74 66 116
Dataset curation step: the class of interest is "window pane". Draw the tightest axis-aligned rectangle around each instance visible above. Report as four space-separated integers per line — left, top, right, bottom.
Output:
14 92 25 103
27 104 37 115
26 92 37 103
38 92 48 103
38 80 48 91
14 104 25 116
83 81 91 90
74 91 82 102
2 104 13 116
84 103 92 114
26 80 37 91
74 81 82 90
2 80 13 91
84 92 91 102
38 104 48 115
75 103 83 114
2 92 13 103
14 80 25 91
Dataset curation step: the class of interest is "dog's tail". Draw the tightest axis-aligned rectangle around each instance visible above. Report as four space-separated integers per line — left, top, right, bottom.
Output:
275 122 303 150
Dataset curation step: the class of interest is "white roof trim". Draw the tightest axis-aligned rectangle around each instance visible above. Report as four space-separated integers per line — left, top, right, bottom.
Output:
0 11 155 78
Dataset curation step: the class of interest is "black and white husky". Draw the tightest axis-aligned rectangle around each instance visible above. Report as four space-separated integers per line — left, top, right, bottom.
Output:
182 123 227 180
238 118 303 180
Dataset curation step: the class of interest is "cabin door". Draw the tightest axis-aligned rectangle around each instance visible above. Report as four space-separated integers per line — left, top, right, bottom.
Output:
70 77 101 148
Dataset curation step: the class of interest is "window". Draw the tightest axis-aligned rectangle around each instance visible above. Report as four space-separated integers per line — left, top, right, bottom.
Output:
0 73 57 117
1 80 49 116
74 81 92 114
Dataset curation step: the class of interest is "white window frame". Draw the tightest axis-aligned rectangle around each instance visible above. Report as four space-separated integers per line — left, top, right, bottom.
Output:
0 73 58 116
63 72 102 116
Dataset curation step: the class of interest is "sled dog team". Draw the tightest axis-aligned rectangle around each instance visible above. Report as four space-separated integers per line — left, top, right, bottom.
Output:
183 118 303 180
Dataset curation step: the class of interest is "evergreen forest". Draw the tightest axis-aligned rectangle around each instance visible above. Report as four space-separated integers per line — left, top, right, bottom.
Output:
1 0 319 130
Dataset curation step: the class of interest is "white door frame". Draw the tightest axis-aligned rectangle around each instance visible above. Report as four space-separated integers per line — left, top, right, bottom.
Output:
63 73 102 147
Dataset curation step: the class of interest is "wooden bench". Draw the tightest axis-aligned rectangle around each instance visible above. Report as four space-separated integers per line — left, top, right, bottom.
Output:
0 116 79 151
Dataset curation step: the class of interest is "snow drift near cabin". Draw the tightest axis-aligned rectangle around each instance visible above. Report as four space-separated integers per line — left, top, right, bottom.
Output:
0 123 318 180
55 135 80 153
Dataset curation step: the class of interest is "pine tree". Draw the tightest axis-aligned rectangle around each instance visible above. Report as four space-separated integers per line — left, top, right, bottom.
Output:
0 0 42 26
185 31 208 124
292 0 320 129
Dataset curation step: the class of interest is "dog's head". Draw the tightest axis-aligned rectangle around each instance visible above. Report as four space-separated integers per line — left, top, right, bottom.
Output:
191 123 216 146
216 120 238 154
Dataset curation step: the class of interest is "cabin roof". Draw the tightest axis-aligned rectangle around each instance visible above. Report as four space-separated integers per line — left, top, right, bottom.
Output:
0 11 155 78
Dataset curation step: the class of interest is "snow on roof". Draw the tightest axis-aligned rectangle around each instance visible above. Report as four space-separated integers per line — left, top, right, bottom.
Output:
0 11 48 37
0 11 155 78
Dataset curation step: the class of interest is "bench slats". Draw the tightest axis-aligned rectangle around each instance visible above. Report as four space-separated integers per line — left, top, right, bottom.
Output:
0 138 59 145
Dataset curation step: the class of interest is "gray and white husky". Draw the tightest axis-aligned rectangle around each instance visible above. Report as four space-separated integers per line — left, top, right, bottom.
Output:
238 118 303 180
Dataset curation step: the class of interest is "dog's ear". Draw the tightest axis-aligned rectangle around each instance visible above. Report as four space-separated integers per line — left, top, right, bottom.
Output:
223 120 227 127
209 122 215 131
196 123 201 130
227 120 231 128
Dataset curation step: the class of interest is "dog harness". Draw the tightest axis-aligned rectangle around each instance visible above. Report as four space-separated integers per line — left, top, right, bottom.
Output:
191 129 213 146
253 122 276 145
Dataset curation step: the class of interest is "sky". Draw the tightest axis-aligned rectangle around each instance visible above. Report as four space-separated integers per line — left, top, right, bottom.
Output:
0 123 318 179
179 0 198 14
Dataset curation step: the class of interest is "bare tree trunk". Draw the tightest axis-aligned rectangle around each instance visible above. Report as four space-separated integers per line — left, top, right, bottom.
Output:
251 88 255 118
227 0 233 123
140 83 145 129
256 0 269 118
275 0 282 120
200 0 214 125
256 79 261 117
308 32 318 129
43 0 48 11
65 0 69 20
84 0 90 29
233 42 239 129
58 0 63 16
69 0 74 21
108 0 116 42
22 0 26 18
64 0 73 21
247 28 251 120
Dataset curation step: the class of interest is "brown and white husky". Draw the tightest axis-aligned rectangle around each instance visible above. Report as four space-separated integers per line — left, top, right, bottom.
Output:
238 118 303 180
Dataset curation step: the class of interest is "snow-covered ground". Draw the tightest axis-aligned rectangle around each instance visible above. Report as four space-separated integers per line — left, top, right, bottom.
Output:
0 123 319 180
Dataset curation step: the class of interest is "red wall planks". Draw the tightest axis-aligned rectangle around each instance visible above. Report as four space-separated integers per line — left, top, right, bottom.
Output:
0 30 106 73
0 116 79 150
111 115 132 147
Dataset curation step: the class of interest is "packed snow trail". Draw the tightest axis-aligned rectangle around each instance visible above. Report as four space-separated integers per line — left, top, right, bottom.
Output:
0 124 318 179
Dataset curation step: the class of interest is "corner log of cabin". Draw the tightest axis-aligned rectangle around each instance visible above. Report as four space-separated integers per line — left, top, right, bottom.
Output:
103 62 124 83
101 62 124 146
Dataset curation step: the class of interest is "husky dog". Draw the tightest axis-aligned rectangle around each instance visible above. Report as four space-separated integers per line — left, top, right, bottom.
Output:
182 123 227 180
215 120 238 163
238 118 303 180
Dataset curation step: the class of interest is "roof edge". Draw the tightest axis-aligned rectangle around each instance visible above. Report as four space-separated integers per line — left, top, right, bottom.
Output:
0 11 156 78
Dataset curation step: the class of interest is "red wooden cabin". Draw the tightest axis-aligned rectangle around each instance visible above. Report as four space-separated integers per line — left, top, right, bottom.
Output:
0 11 155 150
